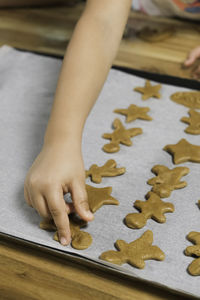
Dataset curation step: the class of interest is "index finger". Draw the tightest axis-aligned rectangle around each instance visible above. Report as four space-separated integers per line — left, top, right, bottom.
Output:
45 188 71 246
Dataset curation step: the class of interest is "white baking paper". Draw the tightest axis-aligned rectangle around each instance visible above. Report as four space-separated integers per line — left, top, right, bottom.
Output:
0 46 199 298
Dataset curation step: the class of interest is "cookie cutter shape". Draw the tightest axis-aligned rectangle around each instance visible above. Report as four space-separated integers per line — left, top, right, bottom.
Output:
164 138 200 164
86 159 126 183
147 165 190 198
170 91 200 109
100 230 165 268
102 118 142 153
125 192 174 229
40 214 92 250
185 231 200 276
181 109 200 135
114 104 152 123
134 80 161 100
86 184 119 213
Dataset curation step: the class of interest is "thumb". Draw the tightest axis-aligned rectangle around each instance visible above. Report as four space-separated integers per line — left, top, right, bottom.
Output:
70 180 94 222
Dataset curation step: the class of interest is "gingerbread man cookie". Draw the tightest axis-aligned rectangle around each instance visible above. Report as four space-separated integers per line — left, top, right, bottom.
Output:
185 231 200 276
100 230 165 268
86 159 126 183
102 118 142 153
86 184 119 213
164 138 200 164
181 109 200 135
114 104 152 123
170 91 200 109
147 165 190 198
134 80 162 101
125 192 174 229
40 214 92 250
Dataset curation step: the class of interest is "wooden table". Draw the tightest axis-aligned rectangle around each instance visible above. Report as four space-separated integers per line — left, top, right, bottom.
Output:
0 233 193 300
0 2 199 299
0 2 199 80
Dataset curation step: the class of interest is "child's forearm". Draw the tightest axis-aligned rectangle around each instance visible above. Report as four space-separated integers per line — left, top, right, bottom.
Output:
44 0 132 147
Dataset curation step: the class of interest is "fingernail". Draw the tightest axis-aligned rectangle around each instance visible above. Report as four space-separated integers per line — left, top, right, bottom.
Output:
60 237 68 246
86 211 94 219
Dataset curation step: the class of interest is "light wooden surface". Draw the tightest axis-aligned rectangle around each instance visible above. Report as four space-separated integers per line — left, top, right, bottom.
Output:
119 13 200 80
0 3 199 79
0 234 192 300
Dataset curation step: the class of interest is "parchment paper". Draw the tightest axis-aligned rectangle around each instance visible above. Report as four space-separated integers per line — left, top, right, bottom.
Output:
0 46 199 298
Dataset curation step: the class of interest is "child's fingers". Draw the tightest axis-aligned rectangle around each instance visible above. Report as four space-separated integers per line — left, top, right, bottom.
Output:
45 188 71 246
184 46 200 66
65 202 75 215
24 185 33 208
70 180 94 222
30 190 52 219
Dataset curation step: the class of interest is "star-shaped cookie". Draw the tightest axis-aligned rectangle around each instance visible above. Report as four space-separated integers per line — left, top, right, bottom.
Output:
181 109 200 135
86 184 119 213
114 104 152 123
134 80 162 100
164 138 200 164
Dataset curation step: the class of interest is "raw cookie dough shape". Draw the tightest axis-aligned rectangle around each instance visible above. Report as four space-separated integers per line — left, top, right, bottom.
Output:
86 184 119 213
39 218 56 231
185 231 200 276
164 138 200 164
114 104 152 123
102 118 142 153
134 80 162 101
147 165 190 198
137 26 174 43
170 91 200 109
86 159 126 183
40 214 92 250
181 109 200 135
125 192 174 229
100 230 165 268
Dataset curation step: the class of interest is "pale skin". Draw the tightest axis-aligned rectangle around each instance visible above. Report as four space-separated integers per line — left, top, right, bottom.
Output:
2 0 200 246
184 46 200 80
24 0 132 246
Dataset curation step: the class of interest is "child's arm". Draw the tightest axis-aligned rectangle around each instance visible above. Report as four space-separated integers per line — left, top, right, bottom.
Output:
24 0 132 246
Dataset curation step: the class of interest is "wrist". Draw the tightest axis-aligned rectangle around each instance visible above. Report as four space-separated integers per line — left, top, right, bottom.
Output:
43 130 82 151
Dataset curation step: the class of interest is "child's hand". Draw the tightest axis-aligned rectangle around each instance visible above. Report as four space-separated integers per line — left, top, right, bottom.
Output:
24 142 94 246
184 46 200 80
